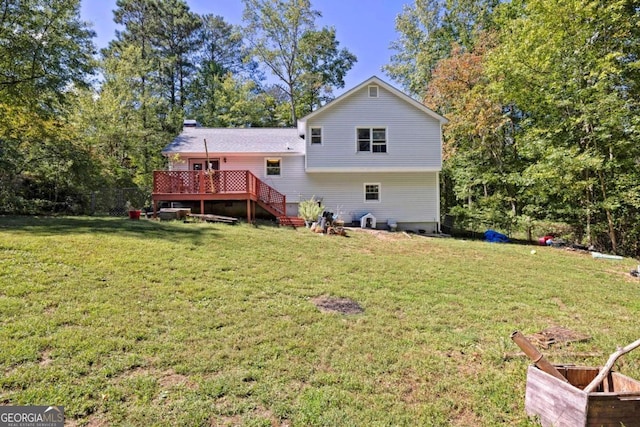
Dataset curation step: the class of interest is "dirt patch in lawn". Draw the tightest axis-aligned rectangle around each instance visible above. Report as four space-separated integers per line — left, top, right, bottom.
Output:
39 349 53 367
210 404 289 427
350 227 411 241
158 370 197 389
527 326 591 349
66 415 111 427
312 296 364 315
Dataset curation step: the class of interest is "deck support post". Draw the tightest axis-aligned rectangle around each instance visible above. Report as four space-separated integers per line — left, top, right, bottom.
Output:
247 198 251 223
200 198 205 215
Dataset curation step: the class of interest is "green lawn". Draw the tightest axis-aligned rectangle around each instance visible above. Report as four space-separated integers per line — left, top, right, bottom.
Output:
1 216 639 426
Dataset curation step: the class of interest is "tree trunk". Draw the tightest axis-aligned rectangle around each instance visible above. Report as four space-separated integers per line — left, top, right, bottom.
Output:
289 83 297 125
585 169 592 247
598 170 617 253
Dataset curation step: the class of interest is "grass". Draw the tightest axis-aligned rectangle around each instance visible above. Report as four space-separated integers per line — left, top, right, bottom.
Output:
1 216 640 426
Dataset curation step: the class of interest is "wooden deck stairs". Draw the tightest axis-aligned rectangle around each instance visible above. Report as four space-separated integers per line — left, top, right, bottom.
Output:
278 216 306 228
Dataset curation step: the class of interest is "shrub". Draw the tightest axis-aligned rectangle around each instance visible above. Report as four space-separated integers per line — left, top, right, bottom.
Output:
298 196 325 226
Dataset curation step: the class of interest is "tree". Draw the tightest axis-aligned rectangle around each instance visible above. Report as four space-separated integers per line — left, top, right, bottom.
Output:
385 0 499 97
108 0 201 133
196 14 252 76
82 45 171 188
424 35 523 230
242 0 356 125
108 0 160 130
298 27 356 114
99 0 201 186
0 0 95 107
154 0 202 110
185 14 261 125
489 0 640 252
0 0 97 213
213 74 266 127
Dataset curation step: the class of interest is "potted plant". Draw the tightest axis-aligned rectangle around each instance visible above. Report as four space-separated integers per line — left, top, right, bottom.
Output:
126 201 142 220
298 196 325 228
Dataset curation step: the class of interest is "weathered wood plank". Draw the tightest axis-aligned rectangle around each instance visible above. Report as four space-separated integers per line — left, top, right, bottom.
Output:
587 393 640 426
158 208 191 221
524 365 640 427
611 372 640 393
525 365 587 427
188 213 239 224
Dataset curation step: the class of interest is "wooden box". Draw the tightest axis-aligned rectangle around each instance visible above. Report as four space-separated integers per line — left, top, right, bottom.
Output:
158 208 191 221
525 365 640 426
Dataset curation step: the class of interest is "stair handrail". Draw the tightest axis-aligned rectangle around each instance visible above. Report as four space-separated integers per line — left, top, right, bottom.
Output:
246 171 286 216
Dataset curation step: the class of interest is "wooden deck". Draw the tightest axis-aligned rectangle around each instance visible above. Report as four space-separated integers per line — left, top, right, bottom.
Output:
152 170 287 222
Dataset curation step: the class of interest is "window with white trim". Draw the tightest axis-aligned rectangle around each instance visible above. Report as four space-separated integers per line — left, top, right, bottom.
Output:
266 158 281 176
310 127 322 144
368 85 378 98
364 183 380 202
357 127 387 153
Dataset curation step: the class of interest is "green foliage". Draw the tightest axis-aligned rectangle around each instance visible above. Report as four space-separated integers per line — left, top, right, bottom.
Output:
0 0 96 108
242 0 356 124
298 196 325 223
0 0 358 215
76 45 170 188
185 14 262 125
385 0 499 97
108 0 200 132
487 0 640 253
1 216 639 425
389 0 640 256
187 72 283 128
297 27 357 114
0 0 98 214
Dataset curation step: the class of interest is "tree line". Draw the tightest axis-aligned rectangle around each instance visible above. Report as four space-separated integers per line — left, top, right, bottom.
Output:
0 0 355 212
387 0 640 256
2 0 639 256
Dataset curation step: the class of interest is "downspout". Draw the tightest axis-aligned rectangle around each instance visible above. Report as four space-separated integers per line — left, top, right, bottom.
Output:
436 120 444 233
436 171 441 234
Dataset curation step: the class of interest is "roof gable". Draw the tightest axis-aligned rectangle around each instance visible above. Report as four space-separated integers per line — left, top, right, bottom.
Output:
298 76 448 130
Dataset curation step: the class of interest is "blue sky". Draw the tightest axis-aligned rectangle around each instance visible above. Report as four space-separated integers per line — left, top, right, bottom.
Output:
79 0 409 92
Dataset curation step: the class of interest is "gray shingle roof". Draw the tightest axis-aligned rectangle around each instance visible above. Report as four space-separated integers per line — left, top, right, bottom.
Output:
162 128 304 155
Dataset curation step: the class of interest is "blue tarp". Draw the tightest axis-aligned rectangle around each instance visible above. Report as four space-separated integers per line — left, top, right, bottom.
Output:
484 229 509 243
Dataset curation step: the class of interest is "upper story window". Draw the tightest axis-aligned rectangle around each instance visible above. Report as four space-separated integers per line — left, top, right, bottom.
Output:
266 158 281 176
310 127 322 144
357 127 387 153
368 85 379 98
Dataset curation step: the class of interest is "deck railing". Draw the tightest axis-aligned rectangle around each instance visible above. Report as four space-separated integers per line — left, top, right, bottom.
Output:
153 170 286 216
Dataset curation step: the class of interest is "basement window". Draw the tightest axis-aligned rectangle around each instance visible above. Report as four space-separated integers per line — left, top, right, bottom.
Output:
364 183 380 202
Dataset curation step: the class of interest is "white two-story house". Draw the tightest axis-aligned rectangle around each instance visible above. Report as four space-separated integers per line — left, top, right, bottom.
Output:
152 76 447 232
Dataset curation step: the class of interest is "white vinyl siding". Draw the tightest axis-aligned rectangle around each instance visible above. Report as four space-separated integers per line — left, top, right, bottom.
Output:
305 84 442 171
167 155 439 231
292 172 439 227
